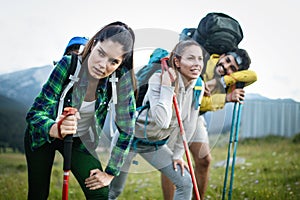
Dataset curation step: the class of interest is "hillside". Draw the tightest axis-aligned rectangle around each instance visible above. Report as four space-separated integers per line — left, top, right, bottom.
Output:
0 95 27 152
0 65 299 152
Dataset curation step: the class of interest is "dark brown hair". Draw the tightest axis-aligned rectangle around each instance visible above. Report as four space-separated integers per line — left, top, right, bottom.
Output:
81 21 136 92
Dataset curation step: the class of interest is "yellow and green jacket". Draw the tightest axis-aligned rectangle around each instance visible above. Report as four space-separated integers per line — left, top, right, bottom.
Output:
200 54 257 112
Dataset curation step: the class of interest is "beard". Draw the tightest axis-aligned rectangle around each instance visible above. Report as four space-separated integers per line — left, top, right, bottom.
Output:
213 63 225 79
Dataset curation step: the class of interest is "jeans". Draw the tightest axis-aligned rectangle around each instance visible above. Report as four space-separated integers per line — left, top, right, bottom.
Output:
109 142 193 200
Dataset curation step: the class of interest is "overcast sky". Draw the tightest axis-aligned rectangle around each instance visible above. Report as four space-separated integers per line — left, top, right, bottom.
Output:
1 0 300 102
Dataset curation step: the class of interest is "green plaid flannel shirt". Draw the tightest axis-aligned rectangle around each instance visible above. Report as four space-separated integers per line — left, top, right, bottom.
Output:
26 55 136 176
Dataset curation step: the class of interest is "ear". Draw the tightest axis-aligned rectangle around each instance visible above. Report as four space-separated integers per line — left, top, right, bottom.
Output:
174 57 180 69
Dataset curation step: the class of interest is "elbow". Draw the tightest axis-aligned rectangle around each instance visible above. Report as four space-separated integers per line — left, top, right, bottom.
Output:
154 117 170 129
253 74 258 82
150 104 172 129
249 70 258 83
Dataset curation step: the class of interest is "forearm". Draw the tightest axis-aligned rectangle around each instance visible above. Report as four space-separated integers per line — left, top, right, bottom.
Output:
200 94 226 112
147 73 175 128
105 138 132 176
149 85 174 128
223 70 257 87
108 79 136 176
172 136 185 161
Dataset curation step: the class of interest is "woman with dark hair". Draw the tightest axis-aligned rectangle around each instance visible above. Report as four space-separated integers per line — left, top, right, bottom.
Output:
24 21 136 200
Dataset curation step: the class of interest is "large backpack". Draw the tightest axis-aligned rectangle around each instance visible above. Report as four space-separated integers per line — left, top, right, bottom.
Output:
191 12 244 55
135 48 203 109
135 48 169 107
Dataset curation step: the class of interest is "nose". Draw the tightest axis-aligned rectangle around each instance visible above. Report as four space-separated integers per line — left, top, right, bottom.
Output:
97 57 109 69
194 59 203 68
223 62 229 69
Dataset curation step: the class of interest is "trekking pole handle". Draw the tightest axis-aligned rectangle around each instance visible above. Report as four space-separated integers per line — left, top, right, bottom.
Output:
57 107 77 140
236 82 245 89
235 82 245 103
160 57 175 82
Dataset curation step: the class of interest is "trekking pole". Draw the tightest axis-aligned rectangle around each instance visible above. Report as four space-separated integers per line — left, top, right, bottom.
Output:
222 102 237 200
222 82 245 200
57 107 78 200
173 95 201 200
228 97 243 200
161 58 201 200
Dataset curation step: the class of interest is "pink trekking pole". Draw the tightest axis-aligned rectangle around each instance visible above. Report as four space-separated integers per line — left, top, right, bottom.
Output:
161 58 201 200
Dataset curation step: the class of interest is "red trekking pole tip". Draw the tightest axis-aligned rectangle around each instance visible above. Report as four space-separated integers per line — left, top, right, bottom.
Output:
62 171 70 200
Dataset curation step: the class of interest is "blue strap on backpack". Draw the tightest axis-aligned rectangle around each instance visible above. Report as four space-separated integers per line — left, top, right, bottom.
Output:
193 77 203 110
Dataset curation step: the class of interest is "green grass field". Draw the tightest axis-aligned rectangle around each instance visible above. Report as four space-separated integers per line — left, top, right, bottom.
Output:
0 134 299 200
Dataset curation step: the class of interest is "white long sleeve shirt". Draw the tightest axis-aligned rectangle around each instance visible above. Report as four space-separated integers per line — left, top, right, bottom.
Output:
135 72 204 160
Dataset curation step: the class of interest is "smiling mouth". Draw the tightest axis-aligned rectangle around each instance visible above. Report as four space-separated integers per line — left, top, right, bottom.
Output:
216 65 226 75
191 68 200 73
217 67 223 74
221 67 227 75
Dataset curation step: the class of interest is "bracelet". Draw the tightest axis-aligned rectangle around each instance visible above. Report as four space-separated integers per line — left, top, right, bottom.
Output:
227 85 236 102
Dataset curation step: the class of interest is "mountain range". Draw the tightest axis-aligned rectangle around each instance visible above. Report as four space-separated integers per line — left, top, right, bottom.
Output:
0 65 53 152
0 65 53 107
0 65 298 152
0 64 278 108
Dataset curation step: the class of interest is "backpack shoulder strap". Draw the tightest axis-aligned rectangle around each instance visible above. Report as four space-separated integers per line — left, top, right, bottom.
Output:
57 54 81 117
193 76 204 110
